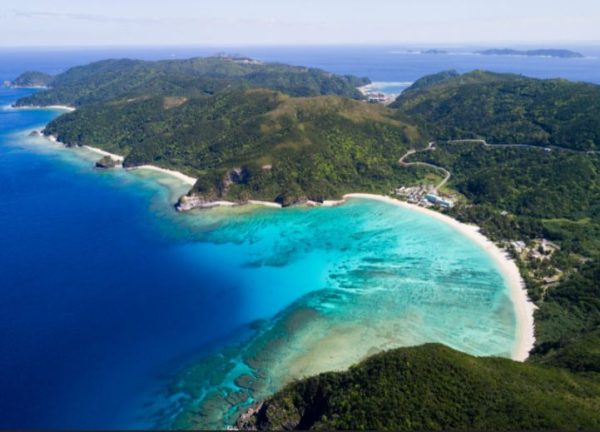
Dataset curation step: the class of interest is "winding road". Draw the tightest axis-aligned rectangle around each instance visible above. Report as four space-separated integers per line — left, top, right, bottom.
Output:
398 142 451 191
398 139 600 192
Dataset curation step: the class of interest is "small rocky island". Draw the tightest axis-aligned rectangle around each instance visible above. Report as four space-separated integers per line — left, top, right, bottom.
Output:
423 49 448 55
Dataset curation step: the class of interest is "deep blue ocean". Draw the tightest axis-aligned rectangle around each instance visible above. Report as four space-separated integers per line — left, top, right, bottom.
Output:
1 45 599 429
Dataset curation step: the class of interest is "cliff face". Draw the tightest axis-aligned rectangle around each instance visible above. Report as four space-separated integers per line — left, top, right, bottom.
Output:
236 344 600 431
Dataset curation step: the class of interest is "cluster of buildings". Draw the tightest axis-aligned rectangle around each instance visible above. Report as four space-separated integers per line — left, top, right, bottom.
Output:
394 186 455 209
365 92 388 103
510 239 560 260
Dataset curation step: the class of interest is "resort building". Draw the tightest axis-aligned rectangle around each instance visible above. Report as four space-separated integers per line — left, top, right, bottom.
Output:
424 193 454 209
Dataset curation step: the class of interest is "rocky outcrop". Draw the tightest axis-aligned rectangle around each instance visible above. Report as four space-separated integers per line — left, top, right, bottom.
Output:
95 155 118 169
235 402 263 430
236 399 304 431
175 194 238 211
176 167 252 211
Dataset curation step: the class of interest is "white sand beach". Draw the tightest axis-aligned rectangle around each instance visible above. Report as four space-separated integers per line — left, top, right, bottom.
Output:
83 146 125 162
12 104 75 112
342 193 536 362
46 105 76 112
132 165 197 186
44 134 197 187
248 200 283 208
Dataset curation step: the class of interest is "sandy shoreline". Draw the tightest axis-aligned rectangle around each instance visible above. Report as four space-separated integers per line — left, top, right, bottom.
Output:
133 165 197 186
13 104 76 112
82 145 125 162
44 134 198 187
342 193 536 361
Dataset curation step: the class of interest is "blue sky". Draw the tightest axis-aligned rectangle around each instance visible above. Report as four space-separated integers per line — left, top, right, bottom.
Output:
1 0 600 46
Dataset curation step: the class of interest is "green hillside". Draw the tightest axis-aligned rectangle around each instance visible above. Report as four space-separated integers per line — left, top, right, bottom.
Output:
14 56 369 107
44 89 427 206
10 71 54 88
237 344 600 431
392 71 600 150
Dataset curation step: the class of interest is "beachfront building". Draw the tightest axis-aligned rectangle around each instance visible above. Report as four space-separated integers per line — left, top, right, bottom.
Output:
425 193 454 209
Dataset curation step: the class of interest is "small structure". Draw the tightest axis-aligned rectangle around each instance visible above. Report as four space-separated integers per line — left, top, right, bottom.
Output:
510 241 526 253
395 185 435 204
367 92 387 103
425 193 454 209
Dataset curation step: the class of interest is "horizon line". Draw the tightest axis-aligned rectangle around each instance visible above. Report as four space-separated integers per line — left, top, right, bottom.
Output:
1 41 600 49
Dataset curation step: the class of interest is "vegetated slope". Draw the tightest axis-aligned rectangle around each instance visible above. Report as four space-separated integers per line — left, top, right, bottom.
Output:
392 71 600 150
9 71 54 88
14 56 369 107
237 344 600 431
44 89 428 205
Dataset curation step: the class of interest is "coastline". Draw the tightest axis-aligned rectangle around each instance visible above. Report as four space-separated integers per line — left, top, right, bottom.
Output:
12 104 76 112
175 189 535 361
44 134 198 186
132 165 197 186
82 145 125 162
341 193 536 362
39 132 535 361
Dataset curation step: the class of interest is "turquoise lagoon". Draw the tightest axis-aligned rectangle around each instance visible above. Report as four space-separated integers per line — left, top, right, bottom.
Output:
162 198 517 428
0 89 516 429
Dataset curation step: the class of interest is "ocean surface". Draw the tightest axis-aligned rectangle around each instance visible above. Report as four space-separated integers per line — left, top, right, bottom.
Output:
0 45 598 429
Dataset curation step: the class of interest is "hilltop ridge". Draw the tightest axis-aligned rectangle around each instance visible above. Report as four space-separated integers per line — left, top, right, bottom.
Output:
14 56 369 107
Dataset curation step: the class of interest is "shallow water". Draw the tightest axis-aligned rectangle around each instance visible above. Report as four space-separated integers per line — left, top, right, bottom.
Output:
162 198 516 428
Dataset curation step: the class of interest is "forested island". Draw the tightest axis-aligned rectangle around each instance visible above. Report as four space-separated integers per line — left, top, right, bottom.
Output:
13 57 600 430
476 48 584 58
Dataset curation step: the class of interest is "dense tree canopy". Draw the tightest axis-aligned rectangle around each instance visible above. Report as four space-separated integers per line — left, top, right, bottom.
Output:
392 71 600 151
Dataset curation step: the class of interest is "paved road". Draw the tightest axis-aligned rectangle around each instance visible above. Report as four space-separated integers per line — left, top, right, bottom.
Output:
446 139 600 155
398 139 599 192
399 142 451 191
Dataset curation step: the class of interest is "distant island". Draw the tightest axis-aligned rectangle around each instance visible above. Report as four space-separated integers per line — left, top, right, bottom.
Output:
476 48 584 58
422 49 448 55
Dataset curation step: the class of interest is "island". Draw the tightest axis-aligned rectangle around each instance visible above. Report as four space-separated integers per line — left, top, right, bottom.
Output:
476 48 584 58
422 49 448 55
14 57 600 429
